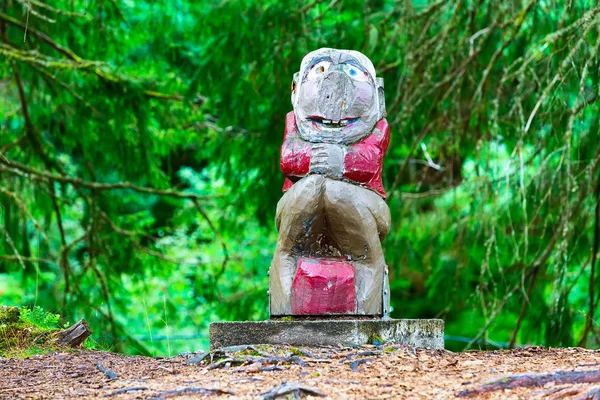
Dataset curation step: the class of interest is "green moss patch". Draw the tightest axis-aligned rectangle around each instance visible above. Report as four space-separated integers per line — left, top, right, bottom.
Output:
368 334 386 346
0 306 63 358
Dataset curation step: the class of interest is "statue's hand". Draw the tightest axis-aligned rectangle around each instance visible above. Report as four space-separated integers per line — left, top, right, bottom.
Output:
309 143 345 178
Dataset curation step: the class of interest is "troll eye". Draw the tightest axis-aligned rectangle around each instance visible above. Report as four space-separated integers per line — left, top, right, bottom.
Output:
343 64 369 82
307 61 331 80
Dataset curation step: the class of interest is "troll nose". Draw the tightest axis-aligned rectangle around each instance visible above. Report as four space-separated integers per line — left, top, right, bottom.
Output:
318 70 352 121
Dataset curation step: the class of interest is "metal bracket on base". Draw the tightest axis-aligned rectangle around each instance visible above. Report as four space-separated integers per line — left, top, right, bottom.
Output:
382 265 390 319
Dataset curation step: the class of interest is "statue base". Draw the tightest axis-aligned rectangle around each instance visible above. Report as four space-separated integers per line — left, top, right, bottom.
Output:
209 319 444 350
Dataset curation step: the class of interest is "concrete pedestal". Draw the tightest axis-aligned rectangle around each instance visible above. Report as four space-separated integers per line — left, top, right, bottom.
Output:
209 319 444 350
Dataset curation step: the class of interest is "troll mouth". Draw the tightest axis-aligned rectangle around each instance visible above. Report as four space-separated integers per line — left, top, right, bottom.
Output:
308 116 360 128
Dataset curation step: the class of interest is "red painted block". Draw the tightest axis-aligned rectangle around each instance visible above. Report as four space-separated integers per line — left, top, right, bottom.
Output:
291 257 356 315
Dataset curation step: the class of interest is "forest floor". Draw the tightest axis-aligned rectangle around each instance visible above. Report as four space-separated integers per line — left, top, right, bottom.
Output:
1 345 600 399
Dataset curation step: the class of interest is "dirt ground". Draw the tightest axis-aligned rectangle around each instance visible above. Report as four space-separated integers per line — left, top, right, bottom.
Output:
1 345 600 399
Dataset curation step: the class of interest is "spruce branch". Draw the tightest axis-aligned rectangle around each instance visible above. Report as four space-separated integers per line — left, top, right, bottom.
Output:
0 159 216 201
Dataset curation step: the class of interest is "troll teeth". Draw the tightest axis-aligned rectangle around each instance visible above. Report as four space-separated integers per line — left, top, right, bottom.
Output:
323 119 332 124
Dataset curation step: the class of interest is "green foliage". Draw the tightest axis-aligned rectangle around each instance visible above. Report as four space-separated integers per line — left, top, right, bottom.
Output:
0 306 60 358
0 0 600 356
19 306 60 330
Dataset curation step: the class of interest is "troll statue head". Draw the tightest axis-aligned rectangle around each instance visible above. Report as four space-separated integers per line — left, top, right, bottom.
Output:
291 48 386 145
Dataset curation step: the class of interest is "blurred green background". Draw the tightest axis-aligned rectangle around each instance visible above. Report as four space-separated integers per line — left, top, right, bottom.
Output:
1 0 599 355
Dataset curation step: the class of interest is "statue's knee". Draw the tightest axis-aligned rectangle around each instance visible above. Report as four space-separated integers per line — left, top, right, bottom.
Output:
275 197 286 231
301 174 326 191
285 175 326 201
276 175 325 225
374 200 391 240
323 181 390 239
322 178 352 207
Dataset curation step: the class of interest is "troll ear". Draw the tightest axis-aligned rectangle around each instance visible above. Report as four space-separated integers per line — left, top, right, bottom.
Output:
291 72 300 106
376 77 386 119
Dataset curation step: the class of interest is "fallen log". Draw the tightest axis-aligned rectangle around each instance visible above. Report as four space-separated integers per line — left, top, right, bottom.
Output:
458 370 600 397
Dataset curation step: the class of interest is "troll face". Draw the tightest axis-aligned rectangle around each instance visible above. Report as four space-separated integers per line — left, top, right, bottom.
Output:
291 48 385 145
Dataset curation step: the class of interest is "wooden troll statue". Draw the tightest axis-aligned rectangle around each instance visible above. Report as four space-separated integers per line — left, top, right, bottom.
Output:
269 48 391 317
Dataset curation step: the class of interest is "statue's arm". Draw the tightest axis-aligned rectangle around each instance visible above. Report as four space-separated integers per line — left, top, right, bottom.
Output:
342 119 390 185
280 111 311 179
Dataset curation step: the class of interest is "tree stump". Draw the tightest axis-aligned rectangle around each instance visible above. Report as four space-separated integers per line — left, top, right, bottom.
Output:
55 319 92 347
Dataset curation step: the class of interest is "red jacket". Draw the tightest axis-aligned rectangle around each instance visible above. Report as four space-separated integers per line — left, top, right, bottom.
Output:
281 111 390 198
